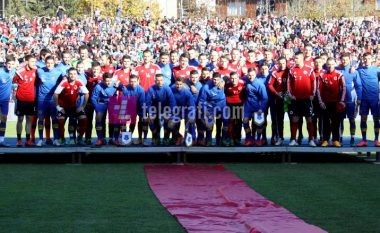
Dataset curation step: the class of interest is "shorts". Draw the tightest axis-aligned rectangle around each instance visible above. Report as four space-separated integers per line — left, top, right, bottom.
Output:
344 102 357 119
57 108 86 119
37 101 57 118
288 99 313 118
94 103 108 113
360 99 379 117
15 100 35 116
0 101 10 115
243 106 261 119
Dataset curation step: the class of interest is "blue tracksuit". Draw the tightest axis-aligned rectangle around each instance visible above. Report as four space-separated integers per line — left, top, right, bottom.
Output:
244 78 268 119
336 65 362 118
37 67 62 117
91 83 118 112
357 66 380 116
158 63 172 86
0 67 15 114
121 84 146 117
56 62 71 78
171 86 195 120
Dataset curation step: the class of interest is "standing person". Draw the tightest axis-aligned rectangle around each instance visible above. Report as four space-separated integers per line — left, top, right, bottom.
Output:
172 53 197 81
243 68 268 146
84 61 103 145
113 55 134 86
54 68 89 145
117 74 146 145
318 58 346 147
188 70 203 145
158 52 172 86
72 45 93 71
0 55 16 147
13 54 38 147
336 53 362 146
313 56 325 144
356 53 380 147
145 74 176 146
91 73 118 146
287 52 317 147
268 57 288 146
225 72 245 146
168 78 196 146
135 49 161 144
36 56 62 147
198 72 228 146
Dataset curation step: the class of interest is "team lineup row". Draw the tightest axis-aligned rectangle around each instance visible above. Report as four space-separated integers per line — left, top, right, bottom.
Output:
0 46 379 148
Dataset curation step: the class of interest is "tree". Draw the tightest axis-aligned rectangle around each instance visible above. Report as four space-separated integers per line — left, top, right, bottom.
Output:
6 0 80 17
76 0 161 18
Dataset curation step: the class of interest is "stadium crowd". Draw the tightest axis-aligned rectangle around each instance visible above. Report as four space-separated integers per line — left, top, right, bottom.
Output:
0 14 379 147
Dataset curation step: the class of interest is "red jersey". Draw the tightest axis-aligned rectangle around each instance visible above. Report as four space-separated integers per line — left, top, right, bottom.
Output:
268 69 289 95
214 66 235 77
86 71 103 95
101 65 115 75
304 57 314 67
287 59 295 68
55 80 89 109
13 66 37 102
113 68 133 85
317 70 346 103
172 65 197 79
288 65 316 100
225 79 245 104
135 63 161 92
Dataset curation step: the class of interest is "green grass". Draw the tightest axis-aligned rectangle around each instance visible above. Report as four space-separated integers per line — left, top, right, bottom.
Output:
3 119 376 139
0 164 185 233
227 163 380 233
0 164 379 233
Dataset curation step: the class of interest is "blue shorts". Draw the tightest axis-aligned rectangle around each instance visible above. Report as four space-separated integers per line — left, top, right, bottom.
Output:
94 103 108 113
345 102 357 119
37 101 56 118
360 100 379 117
243 105 261 119
0 101 9 115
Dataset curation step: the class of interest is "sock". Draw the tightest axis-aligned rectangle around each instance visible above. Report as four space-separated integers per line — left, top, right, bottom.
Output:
374 118 379 140
307 121 315 141
291 122 298 140
17 134 21 141
206 130 212 141
0 122 6 138
31 116 37 141
78 118 87 139
143 121 148 139
45 116 51 140
129 123 136 134
68 123 75 140
68 118 77 140
114 125 120 140
52 119 59 140
349 119 356 138
243 121 252 140
95 121 103 140
190 123 196 139
26 134 30 141
360 119 367 141
38 119 44 140
58 118 66 140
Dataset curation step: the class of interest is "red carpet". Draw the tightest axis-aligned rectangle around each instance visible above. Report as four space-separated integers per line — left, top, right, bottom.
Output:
145 164 327 233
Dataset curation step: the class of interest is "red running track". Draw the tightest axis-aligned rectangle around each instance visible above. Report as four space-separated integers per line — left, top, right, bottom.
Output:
145 164 327 233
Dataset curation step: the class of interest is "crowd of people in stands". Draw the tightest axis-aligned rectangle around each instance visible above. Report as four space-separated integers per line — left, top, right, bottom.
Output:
0 13 379 147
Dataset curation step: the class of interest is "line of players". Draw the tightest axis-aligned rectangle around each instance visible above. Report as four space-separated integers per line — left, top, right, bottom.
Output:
0 46 379 147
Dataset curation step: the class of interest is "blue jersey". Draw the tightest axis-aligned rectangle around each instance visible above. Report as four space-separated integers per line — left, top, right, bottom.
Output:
158 63 172 86
189 58 199 67
171 86 195 118
36 60 46 69
56 62 71 78
146 85 176 115
77 72 88 86
189 81 203 104
121 84 145 116
256 74 271 87
91 82 117 106
357 66 380 101
0 67 16 102
244 78 268 111
198 81 226 108
336 65 362 102
37 67 62 102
